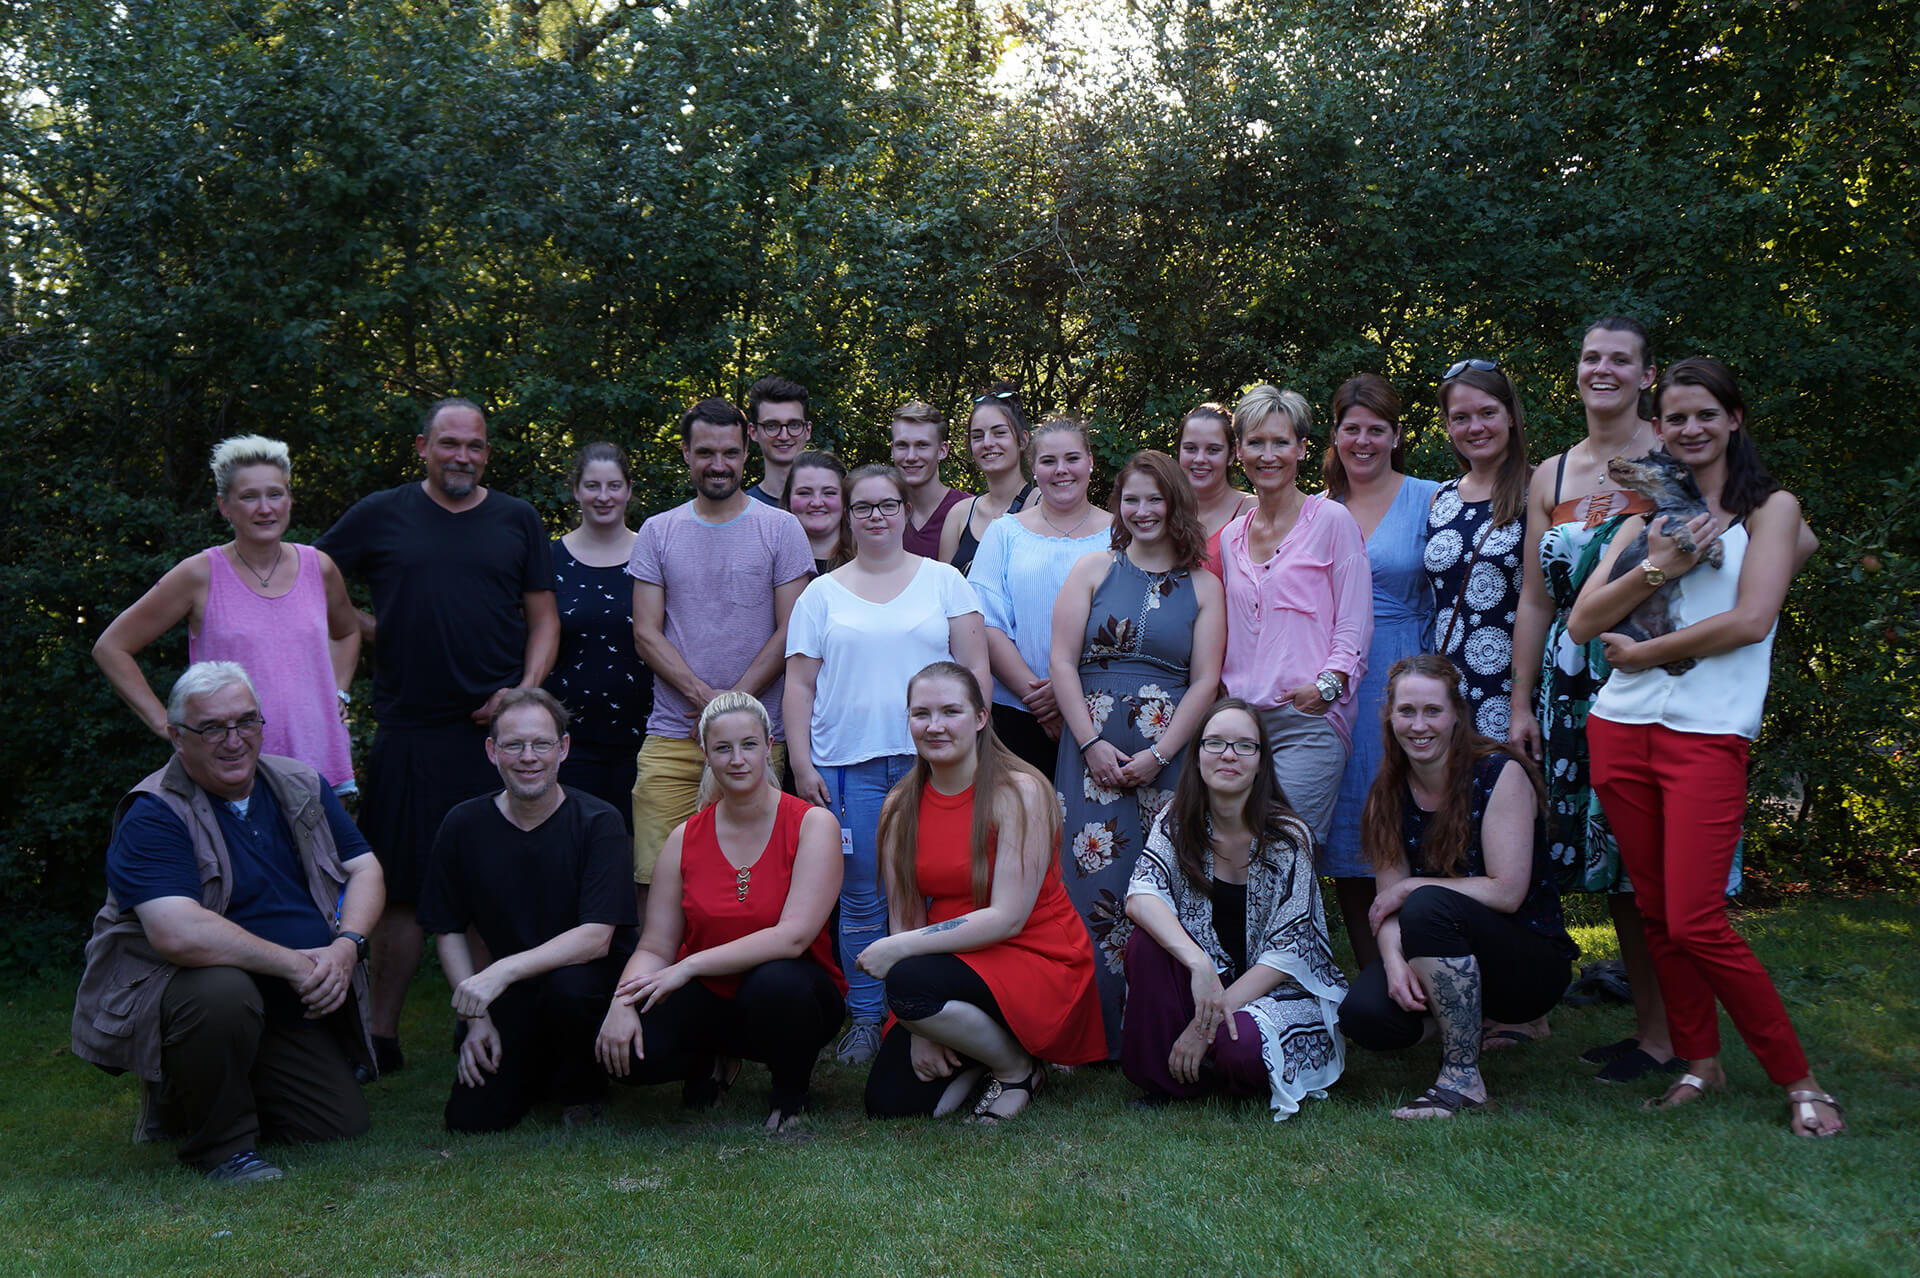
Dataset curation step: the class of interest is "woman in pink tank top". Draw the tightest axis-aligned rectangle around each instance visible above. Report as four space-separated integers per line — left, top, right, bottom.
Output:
93 434 359 789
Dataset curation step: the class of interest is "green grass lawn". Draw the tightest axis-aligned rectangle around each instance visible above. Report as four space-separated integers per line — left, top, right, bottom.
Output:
6 894 1917 1277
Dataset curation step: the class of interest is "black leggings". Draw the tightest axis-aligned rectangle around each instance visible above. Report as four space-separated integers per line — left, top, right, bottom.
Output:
446 956 623 1133
864 953 1009 1119
1339 885 1572 1052
610 958 843 1112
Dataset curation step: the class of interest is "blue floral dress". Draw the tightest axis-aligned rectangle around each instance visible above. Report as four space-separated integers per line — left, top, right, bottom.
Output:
1055 554 1201 1057
1423 480 1526 740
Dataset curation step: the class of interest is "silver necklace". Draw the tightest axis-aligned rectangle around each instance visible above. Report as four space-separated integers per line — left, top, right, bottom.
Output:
234 544 280 588
1041 504 1093 538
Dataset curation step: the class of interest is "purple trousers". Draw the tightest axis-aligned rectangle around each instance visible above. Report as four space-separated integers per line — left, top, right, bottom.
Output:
1120 928 1267 1100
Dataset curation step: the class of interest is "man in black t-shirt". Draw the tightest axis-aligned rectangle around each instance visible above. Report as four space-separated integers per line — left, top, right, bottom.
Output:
418 689 637 1132
317 397 559 1076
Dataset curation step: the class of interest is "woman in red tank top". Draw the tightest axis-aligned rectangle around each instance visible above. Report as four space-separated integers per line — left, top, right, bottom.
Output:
858 662 1104 1124
595 692 844 1131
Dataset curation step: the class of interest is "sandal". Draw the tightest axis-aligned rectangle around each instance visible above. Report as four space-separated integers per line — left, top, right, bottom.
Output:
1787 1088 1845 1139
1392 1085 1486 1121
681 1055 743 1110
1579 1036 1639 1066
1642 1072 1721 1111
969 1063 1045 1126
1480 1027 1538 1052
765 1087 810 1133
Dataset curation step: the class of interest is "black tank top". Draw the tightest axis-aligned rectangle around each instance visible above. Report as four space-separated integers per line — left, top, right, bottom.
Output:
950 482 1036 576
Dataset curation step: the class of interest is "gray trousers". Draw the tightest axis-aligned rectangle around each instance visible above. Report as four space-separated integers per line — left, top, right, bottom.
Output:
1259 704 1348 848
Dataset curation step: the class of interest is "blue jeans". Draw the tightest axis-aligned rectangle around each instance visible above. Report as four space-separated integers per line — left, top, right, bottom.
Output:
827 754 917 1023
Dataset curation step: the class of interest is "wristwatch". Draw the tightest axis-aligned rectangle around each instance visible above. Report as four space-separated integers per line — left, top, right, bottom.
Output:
1315 671 1344 703
338 930 369 963
1640 558 1667 587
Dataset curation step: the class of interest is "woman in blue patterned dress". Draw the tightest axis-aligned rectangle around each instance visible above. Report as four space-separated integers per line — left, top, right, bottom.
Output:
1048 451 1225 1055
1423 360 1532 742
545 442 653 832
1325 375 1440 971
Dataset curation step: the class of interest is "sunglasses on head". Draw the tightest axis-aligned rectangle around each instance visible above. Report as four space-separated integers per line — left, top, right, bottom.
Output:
972 389 1018 405
1443 358 1500 380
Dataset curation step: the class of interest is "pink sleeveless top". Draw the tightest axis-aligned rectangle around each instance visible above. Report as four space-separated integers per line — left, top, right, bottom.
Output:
190 544 353 787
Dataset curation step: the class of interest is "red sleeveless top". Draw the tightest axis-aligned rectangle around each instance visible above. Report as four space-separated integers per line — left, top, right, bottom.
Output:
916 783 1105 1065
676 791 846 998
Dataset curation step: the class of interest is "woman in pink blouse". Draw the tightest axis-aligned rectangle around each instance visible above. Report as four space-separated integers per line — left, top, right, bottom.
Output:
1219 385 1373 858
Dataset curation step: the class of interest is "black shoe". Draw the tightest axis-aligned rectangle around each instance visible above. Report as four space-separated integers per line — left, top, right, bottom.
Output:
1129 1091 1173 1110
373 1035 404 1075
1595 1048 1686 1084
1579 1036 1640 1066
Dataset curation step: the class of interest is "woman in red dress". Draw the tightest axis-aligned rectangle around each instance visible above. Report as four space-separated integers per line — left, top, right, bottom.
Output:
859 662 1105 1123
595 692 844 1131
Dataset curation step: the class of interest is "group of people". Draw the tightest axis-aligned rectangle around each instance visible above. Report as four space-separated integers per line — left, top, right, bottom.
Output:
73 327 1843 1184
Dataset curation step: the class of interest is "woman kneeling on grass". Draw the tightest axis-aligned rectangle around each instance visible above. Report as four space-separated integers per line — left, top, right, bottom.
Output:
595 693 845 1131
1121 698 1348 1118
1569 357 1842 1137
859 663 1105 1123
1338 656 1576 1119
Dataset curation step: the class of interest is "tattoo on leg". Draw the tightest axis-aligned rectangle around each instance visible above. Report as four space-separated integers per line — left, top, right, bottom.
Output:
1413 955 1483 1093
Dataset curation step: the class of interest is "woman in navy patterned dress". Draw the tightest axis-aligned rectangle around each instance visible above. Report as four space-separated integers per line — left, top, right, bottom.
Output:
545 442 653 831
1422 360 1533 742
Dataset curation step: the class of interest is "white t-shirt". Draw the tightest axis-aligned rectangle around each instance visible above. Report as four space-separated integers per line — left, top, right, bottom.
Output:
786 557 981 765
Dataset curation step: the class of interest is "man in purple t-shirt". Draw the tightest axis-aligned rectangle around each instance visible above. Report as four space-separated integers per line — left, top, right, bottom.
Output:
628 397 813 911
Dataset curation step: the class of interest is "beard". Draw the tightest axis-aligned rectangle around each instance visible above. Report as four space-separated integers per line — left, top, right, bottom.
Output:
437 465 478 499
696 468 741 501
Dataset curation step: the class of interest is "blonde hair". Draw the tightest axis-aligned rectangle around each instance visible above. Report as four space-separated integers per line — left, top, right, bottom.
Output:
209 435 292 498
1231 385 1313 446
694 692 776 808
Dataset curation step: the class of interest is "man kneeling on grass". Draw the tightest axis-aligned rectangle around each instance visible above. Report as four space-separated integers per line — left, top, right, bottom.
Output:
421 688 638 1131
72 661 385 1184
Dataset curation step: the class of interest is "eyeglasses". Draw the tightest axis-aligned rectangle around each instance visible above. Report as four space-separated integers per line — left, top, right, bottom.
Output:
754 420 809 438
849 498 905 518
1443 358 1500 380
174 715 267 744
1198 736 1260 758
495 738 560 757
971 390 1018 405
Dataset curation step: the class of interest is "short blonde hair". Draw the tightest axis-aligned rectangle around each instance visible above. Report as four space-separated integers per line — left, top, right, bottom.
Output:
209 435 292 498
1232 385 1313 445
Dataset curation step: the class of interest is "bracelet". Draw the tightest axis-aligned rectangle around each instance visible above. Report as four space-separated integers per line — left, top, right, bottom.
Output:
336 688 352 706
1078 736 1100 752
1148 743 1170 767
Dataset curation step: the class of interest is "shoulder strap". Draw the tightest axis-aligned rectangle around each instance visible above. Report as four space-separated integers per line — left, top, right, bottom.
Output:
1553 451 1569 506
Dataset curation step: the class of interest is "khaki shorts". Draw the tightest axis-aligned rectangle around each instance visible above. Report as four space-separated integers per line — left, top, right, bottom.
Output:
631 735 787 883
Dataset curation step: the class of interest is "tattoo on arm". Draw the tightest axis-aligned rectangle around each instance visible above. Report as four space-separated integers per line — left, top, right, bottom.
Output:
920 915 970 936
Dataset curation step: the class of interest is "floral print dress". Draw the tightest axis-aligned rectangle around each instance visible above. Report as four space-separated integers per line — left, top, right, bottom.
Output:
1424 479 1526 740
1055 554 1201 1057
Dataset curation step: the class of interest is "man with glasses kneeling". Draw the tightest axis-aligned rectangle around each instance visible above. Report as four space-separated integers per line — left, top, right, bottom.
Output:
72 661 385 1183
419 689 637 1132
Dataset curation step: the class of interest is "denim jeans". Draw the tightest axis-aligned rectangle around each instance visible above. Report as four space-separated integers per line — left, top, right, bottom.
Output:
827 754 917 1023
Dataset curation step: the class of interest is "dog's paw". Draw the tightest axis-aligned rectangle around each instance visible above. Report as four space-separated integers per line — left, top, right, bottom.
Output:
1702 539 1725 569
1660 657 1697 676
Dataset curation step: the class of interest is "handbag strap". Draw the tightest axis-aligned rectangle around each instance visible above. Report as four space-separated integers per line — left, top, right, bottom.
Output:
1439 511 1498 656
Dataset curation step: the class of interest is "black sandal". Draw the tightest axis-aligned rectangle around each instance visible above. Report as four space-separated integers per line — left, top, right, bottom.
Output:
968 1064 1045 1126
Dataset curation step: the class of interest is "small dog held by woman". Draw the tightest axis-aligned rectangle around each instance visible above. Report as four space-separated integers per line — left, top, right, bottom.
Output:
1602 451 1723 674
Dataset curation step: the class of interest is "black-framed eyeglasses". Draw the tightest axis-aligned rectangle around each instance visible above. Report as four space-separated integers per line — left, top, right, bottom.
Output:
1443 358 1500 380
849 498 906 518
971 390 1017 405
1199 736 1260 758
754 420 809 438
174 715 267 744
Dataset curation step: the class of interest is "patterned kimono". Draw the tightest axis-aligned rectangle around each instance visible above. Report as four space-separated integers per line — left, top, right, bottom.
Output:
1127 809 1349 1119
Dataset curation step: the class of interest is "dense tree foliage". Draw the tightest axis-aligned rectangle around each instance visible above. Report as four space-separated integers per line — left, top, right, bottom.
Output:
3 0 1914 967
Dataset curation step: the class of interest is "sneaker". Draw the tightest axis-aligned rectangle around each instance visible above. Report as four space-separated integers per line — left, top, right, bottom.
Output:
833 1021 883 1067
205 1150 284 1185
132 1080 170 1145
561 1103 605 1129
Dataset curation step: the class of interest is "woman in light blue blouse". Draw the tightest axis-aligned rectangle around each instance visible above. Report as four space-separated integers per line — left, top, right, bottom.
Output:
1324 376 1438 970
967 418 1114 774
